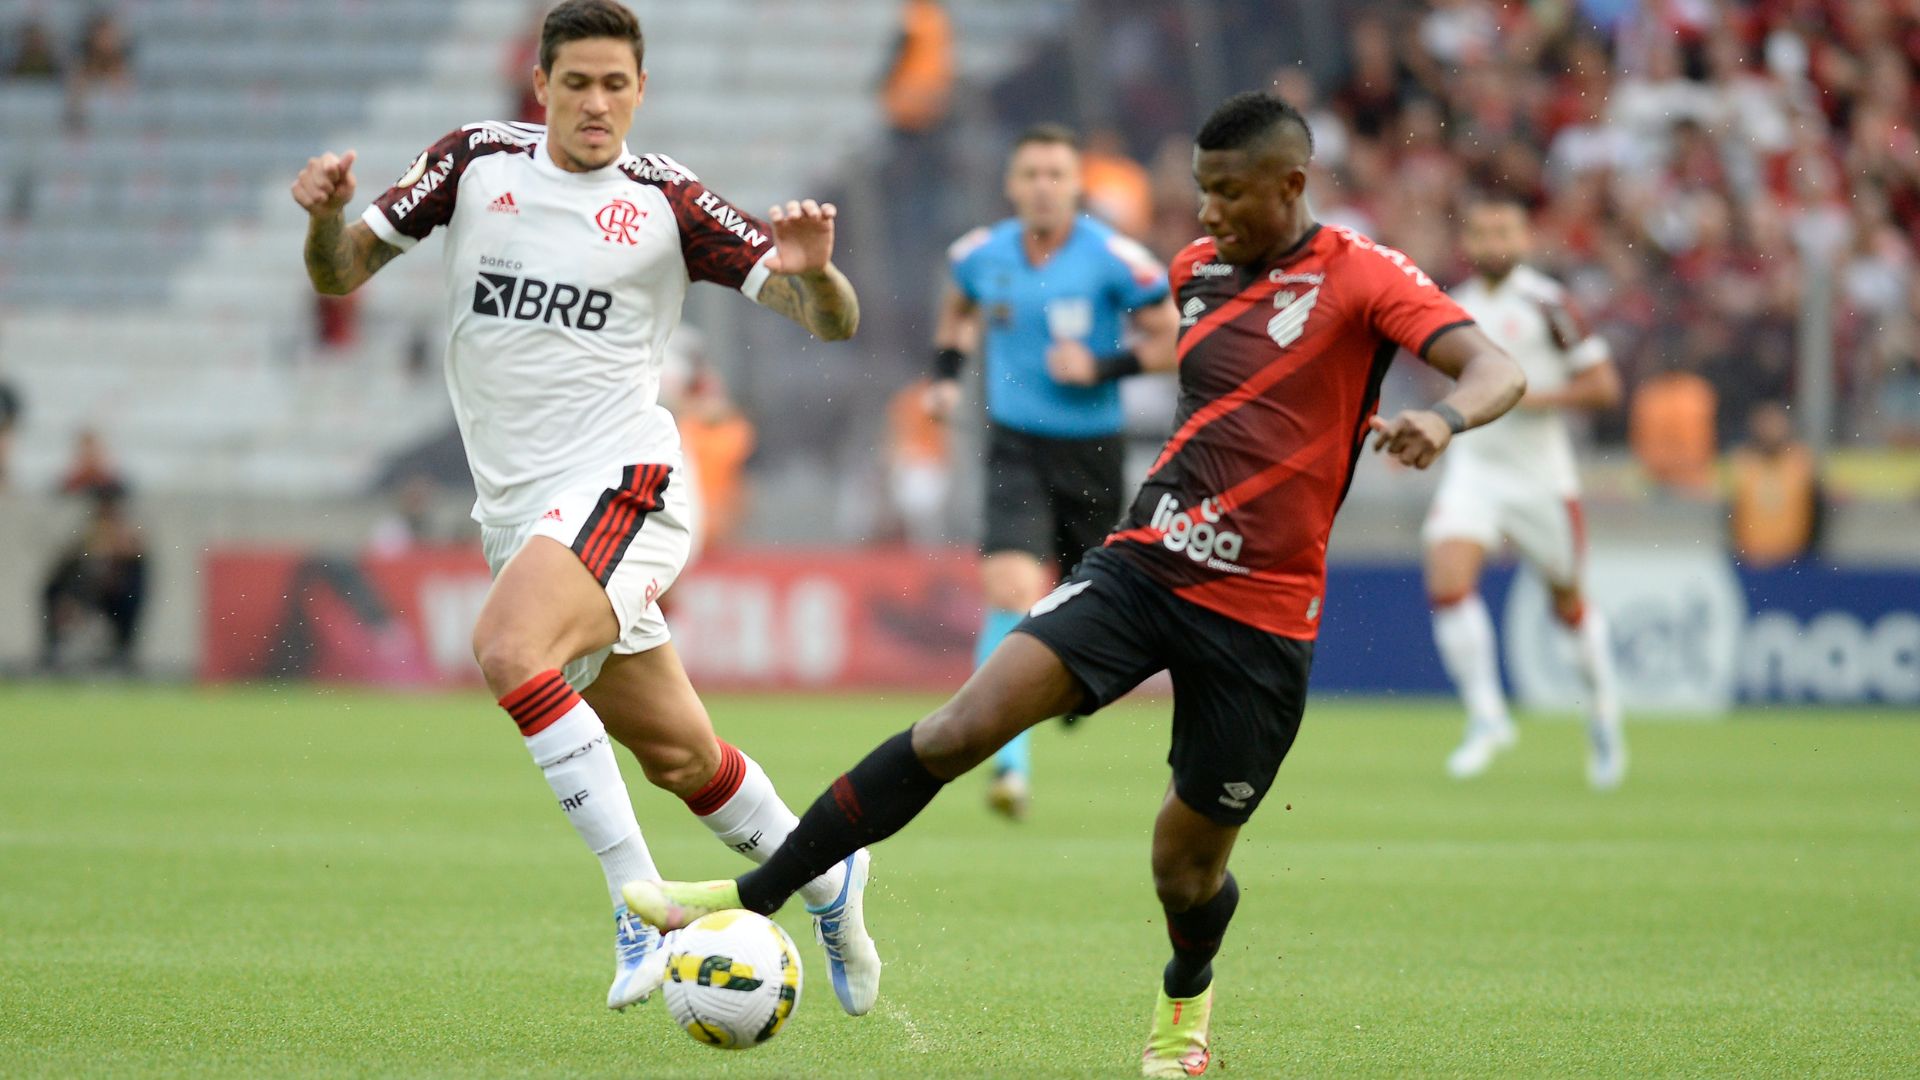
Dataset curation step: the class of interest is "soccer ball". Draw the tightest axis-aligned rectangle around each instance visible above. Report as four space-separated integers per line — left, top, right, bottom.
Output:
660 910 803 1050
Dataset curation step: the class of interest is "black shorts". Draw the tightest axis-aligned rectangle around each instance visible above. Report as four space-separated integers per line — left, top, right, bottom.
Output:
981 424 1126 570
1014 547 1315 826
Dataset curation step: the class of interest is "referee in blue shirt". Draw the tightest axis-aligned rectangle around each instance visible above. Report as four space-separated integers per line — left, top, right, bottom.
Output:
927 124 1179 819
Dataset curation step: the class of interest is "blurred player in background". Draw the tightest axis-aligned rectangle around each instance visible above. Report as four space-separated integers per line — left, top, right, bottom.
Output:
928 123 1178 819
627 92 1525 1078
1424 195 1627 789
288 0 881 1016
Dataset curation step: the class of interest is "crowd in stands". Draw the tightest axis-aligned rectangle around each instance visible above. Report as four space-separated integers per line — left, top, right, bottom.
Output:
1039 0 1920 469
2 10 133 128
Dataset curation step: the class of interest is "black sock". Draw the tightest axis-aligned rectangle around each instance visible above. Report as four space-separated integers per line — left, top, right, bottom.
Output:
1162 871 1239 998
736 728 947 914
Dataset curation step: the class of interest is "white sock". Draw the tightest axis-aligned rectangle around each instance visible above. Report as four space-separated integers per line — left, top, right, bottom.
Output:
687 741 849 910
504 670 660 910
1566 606 1623 743
1433 594 1510 735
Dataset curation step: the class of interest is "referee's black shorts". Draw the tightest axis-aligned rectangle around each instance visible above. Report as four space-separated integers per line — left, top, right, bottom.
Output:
1014 547 1315 826
980 423 1126 571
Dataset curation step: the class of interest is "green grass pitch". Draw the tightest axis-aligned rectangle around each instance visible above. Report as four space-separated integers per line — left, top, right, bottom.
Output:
2 685 1915 1078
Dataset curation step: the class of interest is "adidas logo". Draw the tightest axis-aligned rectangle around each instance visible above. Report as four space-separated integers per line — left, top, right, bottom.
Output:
1179 296 1206 327
489 192 519 214
540 508 563 522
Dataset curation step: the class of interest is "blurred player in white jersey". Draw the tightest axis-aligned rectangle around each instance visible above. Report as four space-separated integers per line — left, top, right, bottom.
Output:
1423 195 1628 789
288 0 880 1015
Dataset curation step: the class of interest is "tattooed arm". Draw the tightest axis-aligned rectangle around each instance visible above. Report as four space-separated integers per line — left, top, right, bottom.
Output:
756 266 860 342
292 149 402 295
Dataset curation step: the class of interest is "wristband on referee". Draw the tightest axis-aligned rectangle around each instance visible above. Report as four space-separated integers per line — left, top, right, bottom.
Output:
1431 401 1469 434
933 347 967 381
1092 350 1144 382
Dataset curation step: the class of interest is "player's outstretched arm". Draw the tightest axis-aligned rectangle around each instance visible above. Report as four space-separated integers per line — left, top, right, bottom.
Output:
1526 359 1622 412
1370 324 1526 469
754 199 858 341
292 150 401 296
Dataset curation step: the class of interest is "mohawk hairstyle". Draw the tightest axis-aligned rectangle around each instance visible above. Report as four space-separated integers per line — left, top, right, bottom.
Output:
1195 91 1314 160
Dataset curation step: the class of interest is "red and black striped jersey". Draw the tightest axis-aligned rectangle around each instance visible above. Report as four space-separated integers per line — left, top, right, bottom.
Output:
1104 226 1474 639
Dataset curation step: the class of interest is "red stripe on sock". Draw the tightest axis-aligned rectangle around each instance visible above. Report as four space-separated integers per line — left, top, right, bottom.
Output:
684 740 747 816
499 670 581 737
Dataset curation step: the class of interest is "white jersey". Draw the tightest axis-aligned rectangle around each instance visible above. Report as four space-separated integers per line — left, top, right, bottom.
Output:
1442 264 1609 496
362 121 776 525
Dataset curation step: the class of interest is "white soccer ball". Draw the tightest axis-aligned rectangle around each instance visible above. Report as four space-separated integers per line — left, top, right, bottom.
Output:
660 910 803 1050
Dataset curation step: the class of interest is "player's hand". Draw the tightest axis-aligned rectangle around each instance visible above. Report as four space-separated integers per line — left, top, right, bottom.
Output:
768 199 837 275
292 150 358 216
924 378 962 422
1368 410 1452 469
1046 340 1099 386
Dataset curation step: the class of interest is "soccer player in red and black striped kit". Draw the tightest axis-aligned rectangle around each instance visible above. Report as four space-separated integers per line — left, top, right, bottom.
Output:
627 92 1525 1077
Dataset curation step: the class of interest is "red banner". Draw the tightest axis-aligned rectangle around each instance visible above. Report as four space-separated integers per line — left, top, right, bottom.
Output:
201 546 982 690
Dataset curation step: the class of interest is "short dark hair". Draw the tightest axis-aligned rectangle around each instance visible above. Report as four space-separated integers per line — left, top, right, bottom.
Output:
1195 91 1313 160
540 0 644 73
1013 123 1080 153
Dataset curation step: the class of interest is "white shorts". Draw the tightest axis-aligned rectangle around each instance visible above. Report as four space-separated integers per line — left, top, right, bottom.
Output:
1422 468 1586 588
480 460 695 690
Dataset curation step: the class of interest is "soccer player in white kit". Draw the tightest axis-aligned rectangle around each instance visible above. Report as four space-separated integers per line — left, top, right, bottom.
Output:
1422 195 1628 789
288 0 881 1014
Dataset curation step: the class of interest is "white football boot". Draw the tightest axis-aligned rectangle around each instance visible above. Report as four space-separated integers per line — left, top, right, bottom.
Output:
607 906 665 1010
806 849 881 1016
1446 719 1517 780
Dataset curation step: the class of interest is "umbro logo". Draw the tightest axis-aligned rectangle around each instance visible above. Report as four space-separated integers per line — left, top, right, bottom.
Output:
1219 781 1256 810
489 192 519 214
1179 296 1206 327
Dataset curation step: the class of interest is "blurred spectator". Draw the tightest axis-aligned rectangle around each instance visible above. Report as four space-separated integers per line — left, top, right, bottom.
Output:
40 483 146 673
367 473 447 556
677 368 756 550
63 10 134 130
60 428 124 497
0 373 18 491
886 378 952 546
880 0 954 135
6 18 62 79
1881 351 1920 446
72 11 131 84
1728 401 1823 567
1079 128 1152 239
506 1 544 124
1630 357 1718 496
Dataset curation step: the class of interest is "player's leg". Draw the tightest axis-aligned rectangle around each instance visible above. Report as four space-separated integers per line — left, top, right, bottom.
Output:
1144 789 1239 1078
1142 600 1311 1079
978 426 1059 815
1515 498 1625 789
979 551 1052 814
626 549 1166 929
1423 479 1515 778
584 643 882 1015
473 528 669 1009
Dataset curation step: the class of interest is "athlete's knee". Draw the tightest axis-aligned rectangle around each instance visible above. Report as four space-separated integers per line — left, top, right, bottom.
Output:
472 625 551 698
1152 859 1226 914
910 695 1007 778
634 735 721 799
982 556 1047 611
1550 587 1585 626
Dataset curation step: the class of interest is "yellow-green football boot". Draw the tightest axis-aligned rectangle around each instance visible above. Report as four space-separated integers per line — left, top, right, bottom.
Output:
1141 982 1213 1077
